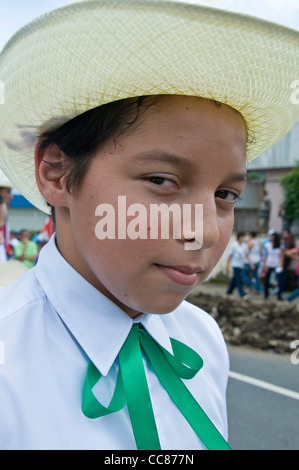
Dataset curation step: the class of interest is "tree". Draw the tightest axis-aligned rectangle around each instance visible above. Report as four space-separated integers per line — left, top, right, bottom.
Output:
280 161 299 224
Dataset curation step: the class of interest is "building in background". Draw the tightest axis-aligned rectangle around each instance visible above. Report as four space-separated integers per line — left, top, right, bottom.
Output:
8 189 46 232
234 122 299 234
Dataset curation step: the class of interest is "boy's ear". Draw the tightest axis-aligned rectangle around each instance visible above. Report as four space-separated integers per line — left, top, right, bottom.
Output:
35 140 69 208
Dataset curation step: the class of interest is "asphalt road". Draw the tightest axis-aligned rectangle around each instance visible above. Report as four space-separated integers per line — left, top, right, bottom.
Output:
227 345 299 450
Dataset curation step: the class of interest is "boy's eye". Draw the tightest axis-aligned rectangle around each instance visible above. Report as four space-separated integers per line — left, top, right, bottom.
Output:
144 175 178 188
215 189 239 203
148 176 167 185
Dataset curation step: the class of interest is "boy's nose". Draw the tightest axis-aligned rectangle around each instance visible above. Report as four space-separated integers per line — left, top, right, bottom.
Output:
200 201 220 250
177 196 220 250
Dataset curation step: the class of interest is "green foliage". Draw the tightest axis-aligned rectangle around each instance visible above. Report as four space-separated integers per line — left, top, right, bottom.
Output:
280 161 299 221
247 171 265 180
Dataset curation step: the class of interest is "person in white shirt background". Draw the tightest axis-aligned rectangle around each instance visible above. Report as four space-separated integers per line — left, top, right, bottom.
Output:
226 232 250 298
0 0 298 451
242 231 262 293
263 232 284 301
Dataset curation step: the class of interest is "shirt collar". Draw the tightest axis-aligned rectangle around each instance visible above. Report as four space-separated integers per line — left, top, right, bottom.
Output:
35 234 173 376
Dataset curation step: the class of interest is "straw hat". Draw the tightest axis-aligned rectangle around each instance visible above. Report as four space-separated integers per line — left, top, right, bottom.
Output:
0 0 298 213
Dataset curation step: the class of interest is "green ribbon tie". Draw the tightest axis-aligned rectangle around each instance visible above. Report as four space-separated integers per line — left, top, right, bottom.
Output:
81 323 231 450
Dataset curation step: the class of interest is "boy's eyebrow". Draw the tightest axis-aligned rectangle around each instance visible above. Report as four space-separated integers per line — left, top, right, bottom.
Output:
131 151 193 168
131 151 248 182
226 172 248 184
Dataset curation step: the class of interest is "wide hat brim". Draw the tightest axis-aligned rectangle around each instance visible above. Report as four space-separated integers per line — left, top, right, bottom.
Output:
0 169 12 188
0 0 298 214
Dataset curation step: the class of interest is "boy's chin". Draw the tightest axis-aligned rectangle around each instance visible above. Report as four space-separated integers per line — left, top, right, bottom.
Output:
124 296 191 317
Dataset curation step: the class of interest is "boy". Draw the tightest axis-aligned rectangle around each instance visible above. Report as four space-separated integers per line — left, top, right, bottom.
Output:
0 0 298 450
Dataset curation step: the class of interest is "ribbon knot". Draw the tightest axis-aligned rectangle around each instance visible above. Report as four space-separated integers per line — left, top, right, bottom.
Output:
82 323 231 450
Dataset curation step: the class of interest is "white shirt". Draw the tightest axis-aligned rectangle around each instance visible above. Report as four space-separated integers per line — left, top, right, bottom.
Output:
0 235 229 450
0 243 6 263
264 241 281 268
248 240 261 264
227 241 247 269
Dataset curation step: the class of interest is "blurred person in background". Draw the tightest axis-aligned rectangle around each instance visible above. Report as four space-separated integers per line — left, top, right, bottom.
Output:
244 231 261 292
263 231 284 300
0 169 13 262
14 229 38 269
0 194 7 263
226 232 249 298
280 228 295 293
259 189 271 234
285 245 299 302
0 194 7 228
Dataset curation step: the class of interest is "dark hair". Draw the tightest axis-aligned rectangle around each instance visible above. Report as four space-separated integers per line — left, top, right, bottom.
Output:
37 95 250 218
38 96 158 194
38 96 161 219
0 194 4 205
237 232 245 240
271 232 281 249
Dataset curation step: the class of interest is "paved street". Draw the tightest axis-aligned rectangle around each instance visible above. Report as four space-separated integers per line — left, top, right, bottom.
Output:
192 279 299 449
227 345 299 450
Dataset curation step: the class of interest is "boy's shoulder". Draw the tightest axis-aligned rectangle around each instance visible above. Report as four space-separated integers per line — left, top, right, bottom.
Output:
0 268 45 322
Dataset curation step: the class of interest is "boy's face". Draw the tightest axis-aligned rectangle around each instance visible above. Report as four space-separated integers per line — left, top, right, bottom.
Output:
55 96 247 317
0 187 13 207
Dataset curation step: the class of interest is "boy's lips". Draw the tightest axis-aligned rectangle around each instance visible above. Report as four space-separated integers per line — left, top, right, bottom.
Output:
155 263 203 286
